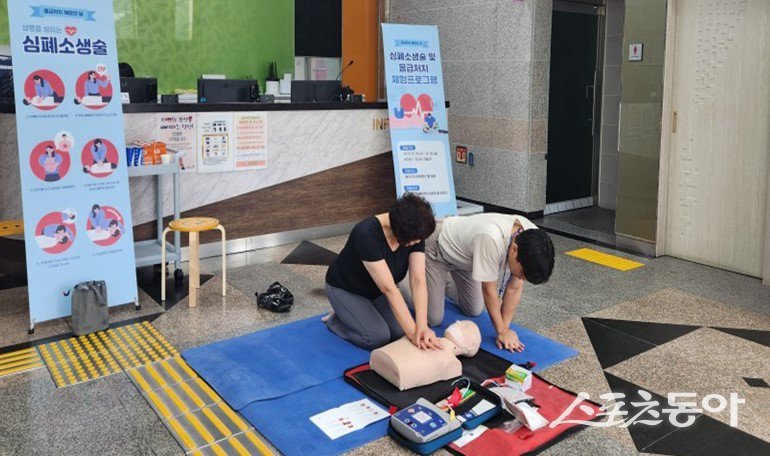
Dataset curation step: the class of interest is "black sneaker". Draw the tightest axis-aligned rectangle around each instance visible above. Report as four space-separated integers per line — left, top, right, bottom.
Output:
266 281 294 306
256 292 292 313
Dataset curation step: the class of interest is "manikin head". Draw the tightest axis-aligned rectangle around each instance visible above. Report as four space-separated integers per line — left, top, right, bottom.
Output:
443 320 481 357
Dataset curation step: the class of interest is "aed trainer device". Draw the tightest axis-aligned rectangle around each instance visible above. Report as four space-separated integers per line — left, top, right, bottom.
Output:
390 398 462 444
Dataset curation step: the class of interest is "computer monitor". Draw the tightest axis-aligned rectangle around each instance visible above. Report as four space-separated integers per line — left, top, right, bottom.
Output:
197 78 258 103
119 77 158 103
291 80 341 103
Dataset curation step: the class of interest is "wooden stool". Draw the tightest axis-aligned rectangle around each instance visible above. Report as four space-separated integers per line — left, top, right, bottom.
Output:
0 220 24 238
161 217 226 307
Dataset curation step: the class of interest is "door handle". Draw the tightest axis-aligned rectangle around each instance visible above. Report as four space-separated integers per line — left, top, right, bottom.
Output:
585 84 594 99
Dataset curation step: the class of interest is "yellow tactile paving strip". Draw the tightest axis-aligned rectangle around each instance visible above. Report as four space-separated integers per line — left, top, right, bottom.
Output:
566 247 645 271
128 357 273 455
0 347 44 378
38 322 176 388
191 430 274 456
38 334 122 387
100 321 179 369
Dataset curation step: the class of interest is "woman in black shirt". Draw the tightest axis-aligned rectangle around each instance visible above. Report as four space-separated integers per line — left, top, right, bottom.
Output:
325 193 442 350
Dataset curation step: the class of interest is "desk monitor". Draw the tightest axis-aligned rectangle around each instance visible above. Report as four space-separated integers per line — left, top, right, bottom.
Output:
120 77 158 103
291 80 341 103
198 78 258 103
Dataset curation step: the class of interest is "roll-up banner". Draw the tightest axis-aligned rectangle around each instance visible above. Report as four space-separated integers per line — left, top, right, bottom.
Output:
8 0 138 325
382 23 457 217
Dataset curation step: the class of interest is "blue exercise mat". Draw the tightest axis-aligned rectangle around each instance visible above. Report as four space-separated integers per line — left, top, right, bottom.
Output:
182 314 370 409
438 298 578 371
240 379 389 456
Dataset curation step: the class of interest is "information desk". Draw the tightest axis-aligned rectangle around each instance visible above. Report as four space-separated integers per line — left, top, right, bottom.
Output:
0 101 402 262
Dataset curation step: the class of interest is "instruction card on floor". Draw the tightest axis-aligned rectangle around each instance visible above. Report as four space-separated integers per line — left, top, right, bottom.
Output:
382 23 457 217
8 0 138 323
310 399 388 440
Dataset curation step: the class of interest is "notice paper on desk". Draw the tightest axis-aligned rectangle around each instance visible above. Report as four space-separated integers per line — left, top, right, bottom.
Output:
310 399 389 440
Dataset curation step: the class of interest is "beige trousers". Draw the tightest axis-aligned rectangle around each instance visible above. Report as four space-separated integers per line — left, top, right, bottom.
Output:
401 223 485 326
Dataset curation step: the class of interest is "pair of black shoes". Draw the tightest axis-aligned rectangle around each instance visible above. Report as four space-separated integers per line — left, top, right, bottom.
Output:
256 282 294 313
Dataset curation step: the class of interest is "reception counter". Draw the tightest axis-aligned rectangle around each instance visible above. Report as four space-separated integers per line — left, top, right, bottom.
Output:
0 102 397 253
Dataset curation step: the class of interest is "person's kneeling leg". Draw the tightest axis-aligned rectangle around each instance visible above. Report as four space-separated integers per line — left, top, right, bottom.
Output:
450 270 485 317
325 284 392 349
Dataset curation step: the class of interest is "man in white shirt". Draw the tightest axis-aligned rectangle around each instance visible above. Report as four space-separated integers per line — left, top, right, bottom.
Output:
425 213 555 352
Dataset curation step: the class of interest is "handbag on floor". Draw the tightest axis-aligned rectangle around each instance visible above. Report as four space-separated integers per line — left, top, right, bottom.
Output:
71 281 109 335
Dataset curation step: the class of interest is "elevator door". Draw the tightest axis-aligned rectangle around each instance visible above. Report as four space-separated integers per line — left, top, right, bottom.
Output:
665 0 770 277
546 10 599 204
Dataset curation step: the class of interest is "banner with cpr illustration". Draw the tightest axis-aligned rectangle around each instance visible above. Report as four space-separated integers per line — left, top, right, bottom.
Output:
381 23 457 217
8 0 138 325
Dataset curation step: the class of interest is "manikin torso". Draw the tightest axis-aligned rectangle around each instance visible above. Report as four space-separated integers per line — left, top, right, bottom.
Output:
370 320 482 391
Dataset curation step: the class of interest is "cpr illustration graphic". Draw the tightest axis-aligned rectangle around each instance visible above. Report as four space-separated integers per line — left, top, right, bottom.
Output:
34 209 77 254
21 69 65 110
73 64 112 109
29 134 72 182
86 204 125 246
80 137 119 177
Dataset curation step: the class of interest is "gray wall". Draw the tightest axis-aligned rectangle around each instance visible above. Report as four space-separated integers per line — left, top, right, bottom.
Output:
390 0 552 214
598 0 624 210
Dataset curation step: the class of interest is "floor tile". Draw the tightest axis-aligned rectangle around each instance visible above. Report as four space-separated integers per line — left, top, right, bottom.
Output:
281 240 338 266
586 318 700 346
742 377 770 388
312 235 348 254
711 326 770 349
603 371 699 451
137 264 213 310
589 288 770 330
606 328 770 442
643 413 770 456
582 318 657 369
0 286 72 349
0 368 178 455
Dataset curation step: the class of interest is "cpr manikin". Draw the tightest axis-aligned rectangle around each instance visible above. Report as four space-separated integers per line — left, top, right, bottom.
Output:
370 320 482 391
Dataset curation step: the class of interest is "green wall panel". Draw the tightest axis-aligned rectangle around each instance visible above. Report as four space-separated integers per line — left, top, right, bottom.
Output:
1 0 294 94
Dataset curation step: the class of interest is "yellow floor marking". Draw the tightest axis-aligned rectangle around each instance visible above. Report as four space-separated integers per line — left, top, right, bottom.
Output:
147 391 174 419
244 430 274 456
219 403 249 432
179 381 206 408
175 357 198 378
191 451 203 456
202 406 232 437
195 378 221 403
0 347 44 377
0 351 38 364
168 417 196 451
566 247 645 271
0 347 36 360
160 359 183 384
0 358 43 372
164 386 189 414
128 369 152 392
211 443 227 456
0 362 44 377
144 364 168 388
186 413 216 444
230 437 252 456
